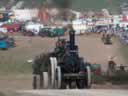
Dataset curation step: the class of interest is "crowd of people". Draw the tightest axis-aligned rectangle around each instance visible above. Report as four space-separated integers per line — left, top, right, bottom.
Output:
114 26 128 44
86 24 128 45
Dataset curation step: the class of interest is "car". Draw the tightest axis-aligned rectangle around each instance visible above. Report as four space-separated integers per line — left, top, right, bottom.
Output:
0 27 7 33
24 22 44 35
2 23 22 32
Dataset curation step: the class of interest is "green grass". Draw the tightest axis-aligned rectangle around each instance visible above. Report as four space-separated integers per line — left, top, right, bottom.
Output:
0 91 19 96
0 46 33 75
92 74 107 84
111 71 128 84
70 0 128 13
0 53 32 75
0 36 54 75
0 92 5 96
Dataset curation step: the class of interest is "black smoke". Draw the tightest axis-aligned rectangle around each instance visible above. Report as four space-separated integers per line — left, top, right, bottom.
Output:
52 0 71 8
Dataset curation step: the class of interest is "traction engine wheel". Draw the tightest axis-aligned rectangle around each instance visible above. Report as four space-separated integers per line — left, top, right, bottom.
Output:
40 72 49 89
55 66 66 89
48 57 56 88
85 66 91 88
55 66 62 89
76 79 86 89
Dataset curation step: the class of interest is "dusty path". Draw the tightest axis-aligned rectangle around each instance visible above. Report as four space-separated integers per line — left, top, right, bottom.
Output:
17 89 128 96
0 34 127 91
76 34 126 71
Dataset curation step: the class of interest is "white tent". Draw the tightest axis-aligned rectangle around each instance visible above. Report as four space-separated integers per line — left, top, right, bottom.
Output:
72 19 87 34
13 9 38 21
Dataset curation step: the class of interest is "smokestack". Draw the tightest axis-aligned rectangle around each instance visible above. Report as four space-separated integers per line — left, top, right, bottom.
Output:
69 25 76 50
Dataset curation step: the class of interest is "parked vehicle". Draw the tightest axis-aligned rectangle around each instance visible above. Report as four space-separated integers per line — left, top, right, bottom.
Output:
38 27 65 37
50 27 65 37
0 39 8 50
0 34 8 50
38 27 51 37
2 23 22 32
0 27 7 33
24 22 44 35
0 34 15 50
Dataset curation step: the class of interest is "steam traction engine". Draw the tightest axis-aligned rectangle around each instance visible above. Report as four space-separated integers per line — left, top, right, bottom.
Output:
32 26 92 89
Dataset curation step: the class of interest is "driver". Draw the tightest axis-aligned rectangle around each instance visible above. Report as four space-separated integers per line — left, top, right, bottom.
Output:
55 39 66 58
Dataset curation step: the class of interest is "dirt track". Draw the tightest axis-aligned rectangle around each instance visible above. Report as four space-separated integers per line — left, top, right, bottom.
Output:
0 34 127 92
13 34 127 70
17 89 128 96
76 34 126 71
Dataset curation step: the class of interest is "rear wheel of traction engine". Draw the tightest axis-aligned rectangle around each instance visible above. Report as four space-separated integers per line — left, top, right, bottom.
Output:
76 79 86 89
48 57 56 88
33 75 40 89
69 81 76 89
53 57 57 70
40 72 49 89
85 66 91 88
56 66 66 89
56 66 61 89
61 81 67 89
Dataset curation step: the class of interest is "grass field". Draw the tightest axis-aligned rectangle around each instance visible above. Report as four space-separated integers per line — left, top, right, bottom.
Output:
0 36 56 75
0 35 127 90
0 35 127 75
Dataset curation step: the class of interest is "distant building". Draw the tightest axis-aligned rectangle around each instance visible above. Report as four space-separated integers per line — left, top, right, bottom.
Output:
13 9 39 21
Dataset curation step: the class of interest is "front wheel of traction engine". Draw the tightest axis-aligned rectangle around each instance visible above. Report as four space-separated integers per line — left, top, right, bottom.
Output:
55 66 62 89
56 66 67 89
